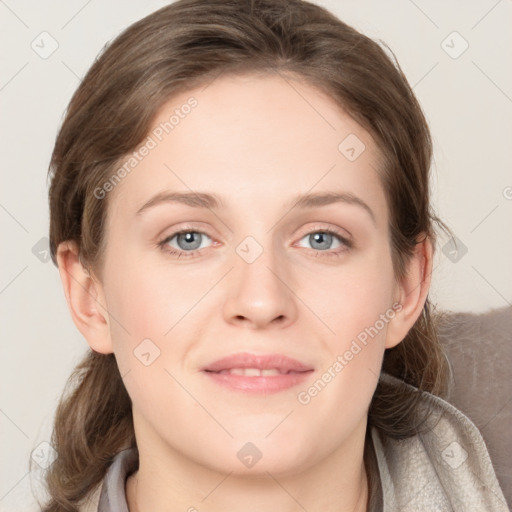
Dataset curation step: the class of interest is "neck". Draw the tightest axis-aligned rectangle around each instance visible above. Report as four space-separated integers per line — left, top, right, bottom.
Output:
127 464 368 512
126 425 370 512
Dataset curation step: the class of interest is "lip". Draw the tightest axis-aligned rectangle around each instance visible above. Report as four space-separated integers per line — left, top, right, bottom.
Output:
201 352 314 394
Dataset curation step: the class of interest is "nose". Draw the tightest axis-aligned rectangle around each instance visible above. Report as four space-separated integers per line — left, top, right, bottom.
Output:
222 245 298 330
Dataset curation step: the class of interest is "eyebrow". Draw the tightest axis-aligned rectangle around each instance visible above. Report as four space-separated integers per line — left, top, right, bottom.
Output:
135 190 376 224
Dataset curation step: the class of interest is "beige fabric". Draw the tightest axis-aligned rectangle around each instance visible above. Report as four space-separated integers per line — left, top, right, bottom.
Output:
374 374 509 511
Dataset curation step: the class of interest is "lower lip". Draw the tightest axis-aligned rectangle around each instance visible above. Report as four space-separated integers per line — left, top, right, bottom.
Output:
202 370 313 393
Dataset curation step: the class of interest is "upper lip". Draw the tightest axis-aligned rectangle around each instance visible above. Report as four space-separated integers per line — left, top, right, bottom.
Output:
202 352 314 373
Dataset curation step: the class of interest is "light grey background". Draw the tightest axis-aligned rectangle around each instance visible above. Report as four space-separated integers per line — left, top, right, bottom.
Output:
1 0 511 509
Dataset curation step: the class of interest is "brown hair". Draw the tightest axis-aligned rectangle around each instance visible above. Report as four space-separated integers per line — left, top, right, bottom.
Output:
42 0 450 509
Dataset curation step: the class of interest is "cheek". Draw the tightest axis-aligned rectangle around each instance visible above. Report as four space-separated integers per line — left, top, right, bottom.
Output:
299 246 396 401
103 258 217 393
310 247 396 349
105 257 209 337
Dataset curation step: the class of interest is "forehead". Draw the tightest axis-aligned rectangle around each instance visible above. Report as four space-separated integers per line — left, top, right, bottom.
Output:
106 71 387 227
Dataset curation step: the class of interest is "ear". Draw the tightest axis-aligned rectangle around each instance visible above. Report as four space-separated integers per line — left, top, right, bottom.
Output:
56 240 113 354
385 234 433 349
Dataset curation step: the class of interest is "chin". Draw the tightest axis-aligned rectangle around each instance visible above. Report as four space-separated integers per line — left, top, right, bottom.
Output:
193 433 315 478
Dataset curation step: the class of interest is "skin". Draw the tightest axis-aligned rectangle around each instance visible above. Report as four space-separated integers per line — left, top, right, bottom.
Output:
57 71 432 512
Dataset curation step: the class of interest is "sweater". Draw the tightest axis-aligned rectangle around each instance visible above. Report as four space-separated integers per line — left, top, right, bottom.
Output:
77 376 509 511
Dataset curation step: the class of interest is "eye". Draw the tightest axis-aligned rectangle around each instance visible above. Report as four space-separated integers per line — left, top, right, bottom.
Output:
296 228 352 256
158 230 213 258
157 226 352 260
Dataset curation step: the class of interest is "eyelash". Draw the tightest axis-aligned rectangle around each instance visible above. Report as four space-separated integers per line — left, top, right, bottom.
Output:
157 225 352 260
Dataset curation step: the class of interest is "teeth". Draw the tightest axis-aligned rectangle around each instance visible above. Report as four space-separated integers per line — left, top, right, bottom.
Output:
229 368 246 376
219 368 284 376
261 369 281 376
245 368 262 377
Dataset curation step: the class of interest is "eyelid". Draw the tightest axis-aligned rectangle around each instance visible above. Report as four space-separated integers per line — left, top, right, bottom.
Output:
157 222 216 242
295 223 353 245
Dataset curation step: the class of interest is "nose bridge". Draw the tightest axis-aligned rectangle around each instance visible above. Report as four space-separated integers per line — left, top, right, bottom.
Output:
223 232 297 328
235 232 286 298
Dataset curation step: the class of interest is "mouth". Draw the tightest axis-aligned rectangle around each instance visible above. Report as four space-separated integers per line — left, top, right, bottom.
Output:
201 352 314 393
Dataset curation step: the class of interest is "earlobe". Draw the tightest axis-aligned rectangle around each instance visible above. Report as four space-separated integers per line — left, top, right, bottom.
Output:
385 234 433 349
56 240 114 354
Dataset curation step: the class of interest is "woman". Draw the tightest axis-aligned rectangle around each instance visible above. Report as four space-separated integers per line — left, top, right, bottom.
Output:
41 0 508 510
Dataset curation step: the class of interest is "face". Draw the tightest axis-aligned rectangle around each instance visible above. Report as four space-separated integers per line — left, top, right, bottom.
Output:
98 72 401 476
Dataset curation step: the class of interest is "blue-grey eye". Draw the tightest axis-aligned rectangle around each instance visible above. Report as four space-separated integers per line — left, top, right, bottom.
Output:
167 231 212 251
298 231 344 251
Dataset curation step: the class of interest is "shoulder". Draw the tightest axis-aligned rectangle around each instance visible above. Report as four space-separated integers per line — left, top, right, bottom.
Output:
372 374 509 511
